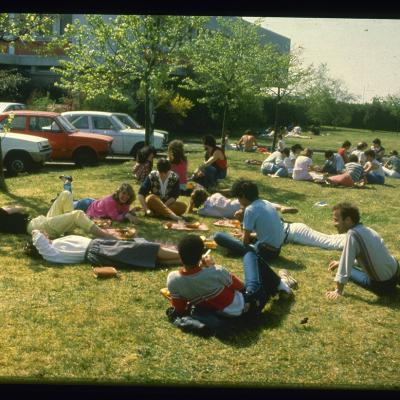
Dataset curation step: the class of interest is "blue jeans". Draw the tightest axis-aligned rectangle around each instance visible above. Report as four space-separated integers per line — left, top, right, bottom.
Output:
261 163 279 175
366 172 385 185
350 267 397 295
275 167 289 177
194 165 227 189
73 198 95 212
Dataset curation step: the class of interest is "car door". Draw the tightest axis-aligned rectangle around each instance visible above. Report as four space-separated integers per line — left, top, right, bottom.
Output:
91 116 123 154
28 116 68 159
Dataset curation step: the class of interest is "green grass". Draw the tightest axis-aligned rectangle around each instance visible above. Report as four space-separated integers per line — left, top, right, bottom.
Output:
1 126 400 388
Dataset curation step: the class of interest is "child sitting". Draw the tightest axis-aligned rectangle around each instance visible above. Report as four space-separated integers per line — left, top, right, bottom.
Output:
364 149 385 185
168 139 188 194
132 146 157 182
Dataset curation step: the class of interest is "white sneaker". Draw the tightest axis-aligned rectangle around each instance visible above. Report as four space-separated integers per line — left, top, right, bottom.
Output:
278 269 298 290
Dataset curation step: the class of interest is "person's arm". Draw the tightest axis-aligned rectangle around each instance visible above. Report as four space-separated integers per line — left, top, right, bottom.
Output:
31 230 63 263
363 161 372 173
138 177 151 214
242 229 256 245
203 149 223 168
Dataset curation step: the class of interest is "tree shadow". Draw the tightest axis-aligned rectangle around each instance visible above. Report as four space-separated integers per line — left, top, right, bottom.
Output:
272 256 306 271
346 287 400 310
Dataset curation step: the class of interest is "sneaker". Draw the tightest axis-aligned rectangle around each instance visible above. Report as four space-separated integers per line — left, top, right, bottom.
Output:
278 269 298 290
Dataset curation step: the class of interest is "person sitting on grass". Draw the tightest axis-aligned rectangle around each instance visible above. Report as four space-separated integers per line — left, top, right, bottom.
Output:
321 150 345 175
192 135 228 191
371 138 385 163
166 235 296 319
0 192 117 239
73 183 138 224
132 145 157 182
24 229 181 268
326 202 399 300
382 150 400 179
168 139 189 194
188 187 298 220
326 154 365 187
363 149 385 185
261 148 290 176
236 129 258 152
338 140 352 164
350 142 368 166
138 158 187 222
292 148 315 181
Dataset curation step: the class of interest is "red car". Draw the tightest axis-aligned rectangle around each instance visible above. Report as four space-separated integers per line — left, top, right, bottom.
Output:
0 110 113 165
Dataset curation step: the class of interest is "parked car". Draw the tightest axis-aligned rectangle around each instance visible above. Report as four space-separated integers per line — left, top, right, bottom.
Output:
62 111 168 157
0 111 113 166
0 131 52 174
0 102 27 113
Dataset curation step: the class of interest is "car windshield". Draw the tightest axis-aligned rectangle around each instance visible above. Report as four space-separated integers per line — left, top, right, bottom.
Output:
113 113 142 129
56 116 78 132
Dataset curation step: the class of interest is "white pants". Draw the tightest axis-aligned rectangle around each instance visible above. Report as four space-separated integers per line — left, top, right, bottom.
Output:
382 166 400 178
284 222 346 250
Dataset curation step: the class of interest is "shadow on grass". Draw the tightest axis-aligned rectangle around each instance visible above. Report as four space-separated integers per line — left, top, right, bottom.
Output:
347 287 400 310
272 256 306 271
219 296 296 347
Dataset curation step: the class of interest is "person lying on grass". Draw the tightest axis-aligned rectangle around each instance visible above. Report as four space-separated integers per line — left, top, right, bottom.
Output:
24 229 181 268
138 158 187 222
188 187 298 220
326 202 399 300
0 193 118 240
166 235 297 318
326 154 365 187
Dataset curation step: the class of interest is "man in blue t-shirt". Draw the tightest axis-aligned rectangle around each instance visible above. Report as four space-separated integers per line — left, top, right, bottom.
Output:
214 180 285 260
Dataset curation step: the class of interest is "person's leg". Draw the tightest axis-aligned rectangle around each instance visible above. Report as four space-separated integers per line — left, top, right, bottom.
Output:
349 267 397 295
366 172 384 184
203 165 218 188
169 200 187 216
73 198 95 212
285 222 346 250
213 231 249 256
44 210 95 238
275 167 288 177
146 194 177 219
47 190 74 217
261 163 275 175
156 246 182 265
382 167 400 178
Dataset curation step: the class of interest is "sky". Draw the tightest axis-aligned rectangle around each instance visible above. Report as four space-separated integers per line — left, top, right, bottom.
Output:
244 17 400 103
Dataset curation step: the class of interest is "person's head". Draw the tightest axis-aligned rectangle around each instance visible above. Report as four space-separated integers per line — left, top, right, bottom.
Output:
156 157 171 178
332 203 360 233
324 150 334 160
372 138 381 147
178 234 205 268
136 145 157 164
302 148 313 158
231 179 259 207
191 188 209 209
282 147 290 157
357 141 368 150
390 150 399 157
342 140 351 149
23 240 42 259
168 140 187 164
364 149 376 161
202 135 217 151
348 154 359 163
113 183 135 205
291 144 303 155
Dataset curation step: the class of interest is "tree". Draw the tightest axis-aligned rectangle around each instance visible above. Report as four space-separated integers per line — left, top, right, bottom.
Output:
0 13 55 192
363 97 384 132
54 15 207 146
181 17 263 147
382 94 400 132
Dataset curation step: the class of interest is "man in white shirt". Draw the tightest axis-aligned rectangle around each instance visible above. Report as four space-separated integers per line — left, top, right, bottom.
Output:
326 203 399 300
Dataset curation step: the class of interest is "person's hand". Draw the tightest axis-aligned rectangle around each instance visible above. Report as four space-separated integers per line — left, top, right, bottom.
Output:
328 260 339 271
200 254 215 268
126 213 139 224
232 229 243 239
326 289 342 300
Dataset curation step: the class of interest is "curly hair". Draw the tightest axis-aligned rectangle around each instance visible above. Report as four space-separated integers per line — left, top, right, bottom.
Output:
112 183 135 205
191 188 209 208
168 140 187 164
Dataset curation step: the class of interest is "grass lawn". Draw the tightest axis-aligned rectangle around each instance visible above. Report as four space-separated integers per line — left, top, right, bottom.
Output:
0 126 399 388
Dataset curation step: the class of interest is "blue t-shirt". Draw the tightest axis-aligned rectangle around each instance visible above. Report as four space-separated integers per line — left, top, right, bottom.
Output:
242 199 285 249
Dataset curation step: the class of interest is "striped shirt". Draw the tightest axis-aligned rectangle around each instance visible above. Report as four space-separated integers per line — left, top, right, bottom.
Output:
335 224 398 284
167 265 245 316
345 162 364 182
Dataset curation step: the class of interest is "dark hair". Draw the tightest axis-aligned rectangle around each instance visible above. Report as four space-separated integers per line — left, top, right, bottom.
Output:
291 144 303 153
348 154 359 163
0 208 29 234
168 140 187 164
112 183 135 204
302 148 313 157
23 240 42 259
282 147 290 157
372 138 381 145
191 188 209 208
342 141 351 148
202 135 217 148
332 202 360 224
390 150 398 156
178 235 204 267
357 142 368 150
157 157 171 173
231 179 259 202
364 149 376 159
325 150 334 158
136 145 157 164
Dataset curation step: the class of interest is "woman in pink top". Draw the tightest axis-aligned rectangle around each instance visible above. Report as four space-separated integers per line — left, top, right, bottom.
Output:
74 183 138 223
168 140 188 193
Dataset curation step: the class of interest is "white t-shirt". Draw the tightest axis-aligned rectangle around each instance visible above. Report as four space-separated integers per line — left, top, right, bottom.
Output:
292 156 313 180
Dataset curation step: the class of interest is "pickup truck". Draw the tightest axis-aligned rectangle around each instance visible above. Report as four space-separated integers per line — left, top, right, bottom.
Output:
0 131 52 174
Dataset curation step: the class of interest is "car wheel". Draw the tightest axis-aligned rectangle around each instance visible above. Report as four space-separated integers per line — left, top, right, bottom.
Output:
130 142 145 158
73 148 98 167
5 151 33 174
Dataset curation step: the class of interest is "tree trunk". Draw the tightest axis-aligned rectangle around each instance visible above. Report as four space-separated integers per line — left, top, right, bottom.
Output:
0 142 8 192
272 88 280 151
220 103 228 151
144 82 154 146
